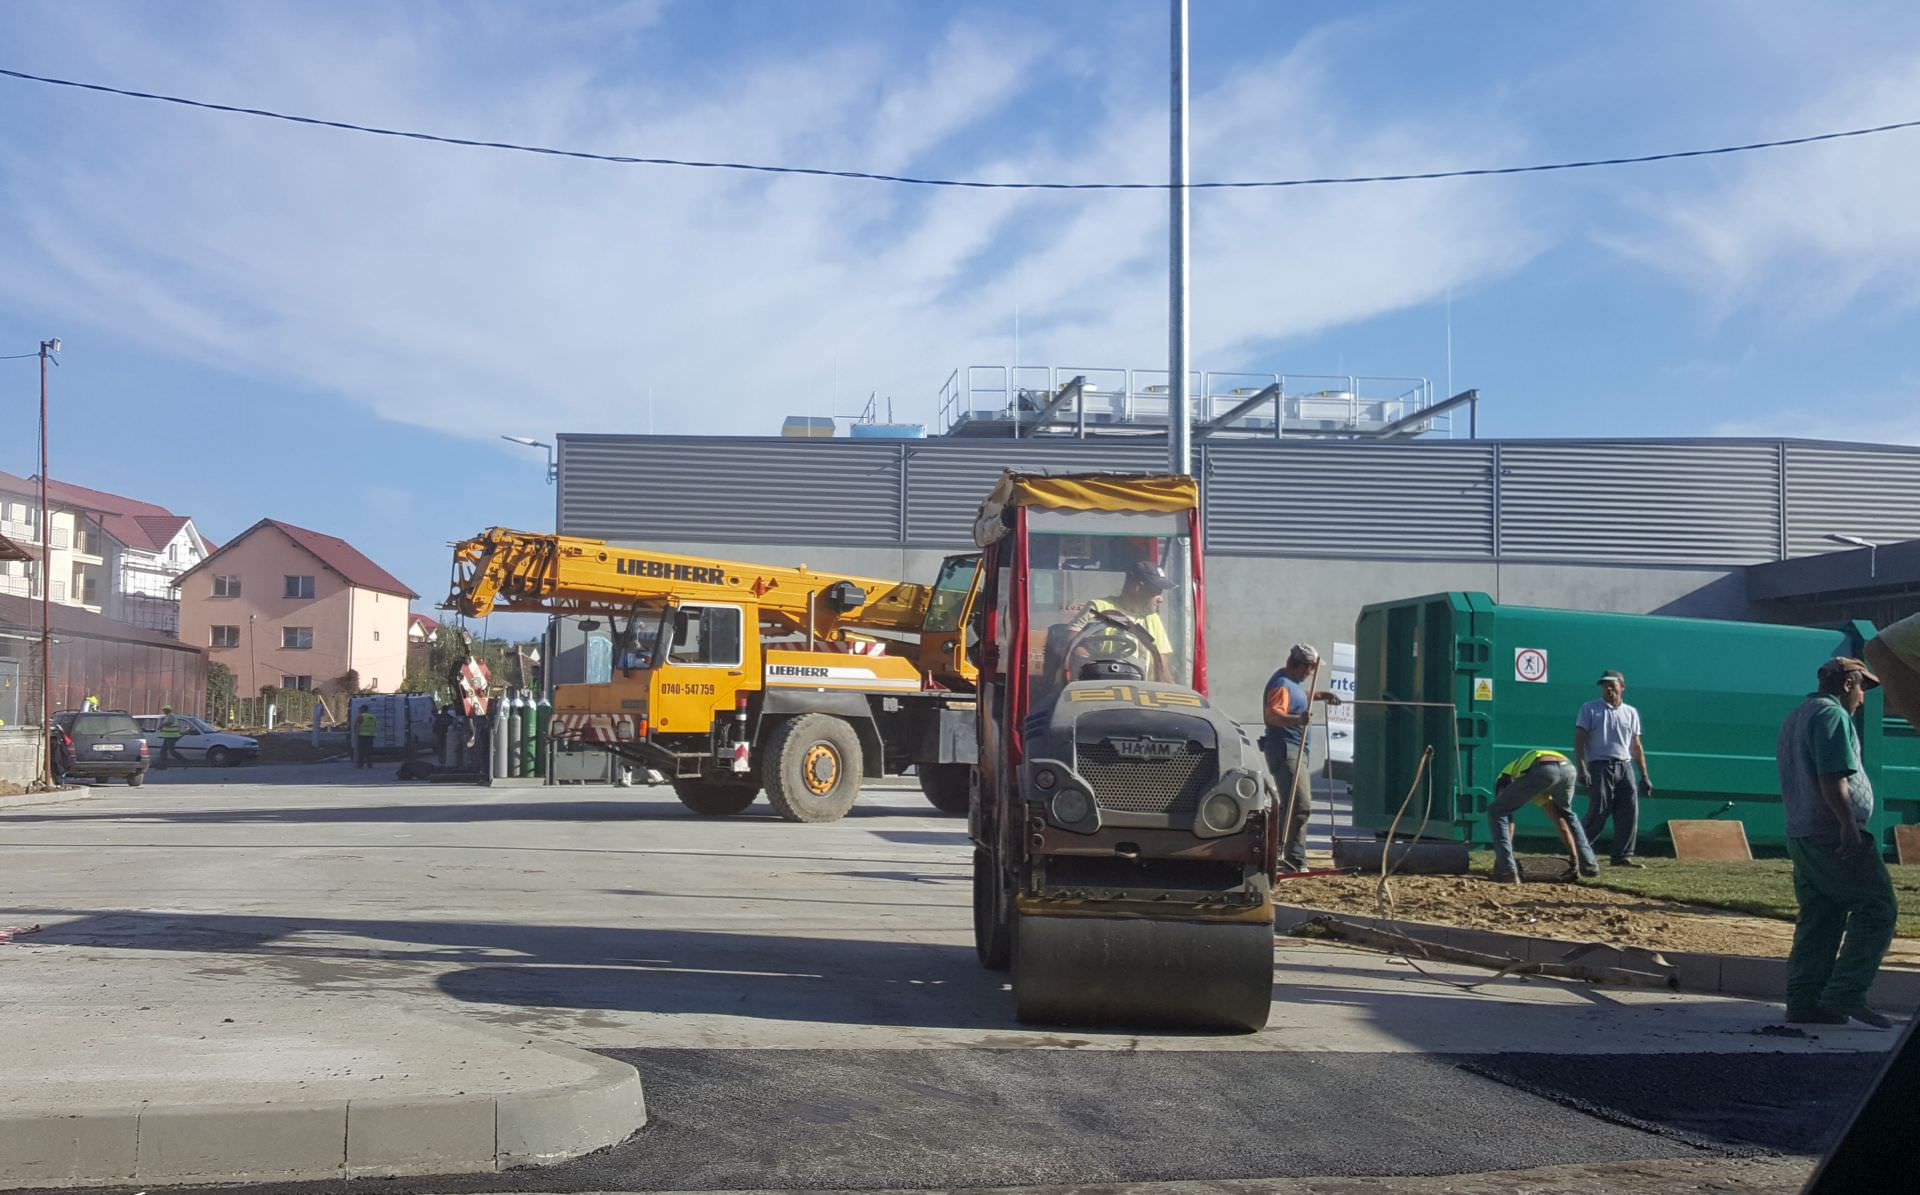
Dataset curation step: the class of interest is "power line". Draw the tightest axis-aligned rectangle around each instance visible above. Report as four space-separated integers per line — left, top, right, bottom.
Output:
5 64 1919 191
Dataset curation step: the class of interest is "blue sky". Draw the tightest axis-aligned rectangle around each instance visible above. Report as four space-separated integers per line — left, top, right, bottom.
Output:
2 0 1918 629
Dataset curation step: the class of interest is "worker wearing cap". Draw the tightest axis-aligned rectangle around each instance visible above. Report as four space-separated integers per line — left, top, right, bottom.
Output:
1776 657 1899 1029
155 705 187 770
1067 560 1175 681
1575 670 1652 868
1864 611 1920 732
1489 748 1599 885
1263 644 1343 873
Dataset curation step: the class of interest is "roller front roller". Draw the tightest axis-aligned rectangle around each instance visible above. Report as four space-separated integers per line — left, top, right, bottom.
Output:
1012 911 1274 1032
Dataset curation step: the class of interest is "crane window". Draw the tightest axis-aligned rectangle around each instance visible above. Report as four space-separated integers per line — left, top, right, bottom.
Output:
667 605 743 667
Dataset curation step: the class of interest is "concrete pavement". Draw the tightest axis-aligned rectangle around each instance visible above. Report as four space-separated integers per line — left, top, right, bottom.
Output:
0 761 1897 1190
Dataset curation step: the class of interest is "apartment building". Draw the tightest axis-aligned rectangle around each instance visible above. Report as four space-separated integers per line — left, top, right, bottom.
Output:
0 472 210 634
175 519 417 694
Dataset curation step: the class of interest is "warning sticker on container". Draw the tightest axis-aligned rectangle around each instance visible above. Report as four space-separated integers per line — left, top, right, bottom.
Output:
1514 648 1549 684
1473 677 1494 701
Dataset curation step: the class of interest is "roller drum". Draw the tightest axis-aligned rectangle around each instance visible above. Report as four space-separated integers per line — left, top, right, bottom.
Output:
1011 911 1273 1032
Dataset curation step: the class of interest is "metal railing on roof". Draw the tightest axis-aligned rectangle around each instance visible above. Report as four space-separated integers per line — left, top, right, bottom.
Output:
934 365 1446 440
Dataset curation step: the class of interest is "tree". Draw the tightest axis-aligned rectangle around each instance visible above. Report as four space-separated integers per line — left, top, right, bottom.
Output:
206 662 236 720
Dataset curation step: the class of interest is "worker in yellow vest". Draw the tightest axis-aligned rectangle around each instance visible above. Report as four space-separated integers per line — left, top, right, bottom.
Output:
155 705 188 771
355 706 377 769
1489 748 1599 884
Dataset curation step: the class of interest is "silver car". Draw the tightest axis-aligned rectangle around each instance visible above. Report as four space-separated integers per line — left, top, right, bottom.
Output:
133 715 260 766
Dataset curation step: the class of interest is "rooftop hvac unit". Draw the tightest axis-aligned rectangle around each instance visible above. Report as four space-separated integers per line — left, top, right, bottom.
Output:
781 416 837 438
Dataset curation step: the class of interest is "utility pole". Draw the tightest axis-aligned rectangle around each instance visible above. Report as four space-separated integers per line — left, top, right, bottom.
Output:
1168 0 1192 478
36 338 58 786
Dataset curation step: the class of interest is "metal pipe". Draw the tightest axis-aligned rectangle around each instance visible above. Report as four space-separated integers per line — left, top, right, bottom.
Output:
1167 0 1192 478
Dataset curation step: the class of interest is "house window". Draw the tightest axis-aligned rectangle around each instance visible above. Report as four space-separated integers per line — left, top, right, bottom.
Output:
168 544 178 562
284 575 315 599
373 630 380 642
211 625 240 648
50 578 65 602
212 574 241 597
280 675 313 691
370 677 378 689
283 626 314 649
50 526 69 550
81 575 99 605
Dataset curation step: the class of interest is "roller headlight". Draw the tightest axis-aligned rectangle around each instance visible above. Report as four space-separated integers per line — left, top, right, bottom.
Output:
1051 788 1093 825
1233 773 1259 801
1034 768 1057 790
1201 791 1241 832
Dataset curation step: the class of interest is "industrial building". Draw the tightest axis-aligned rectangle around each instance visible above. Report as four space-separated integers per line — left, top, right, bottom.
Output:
546 368 1920 732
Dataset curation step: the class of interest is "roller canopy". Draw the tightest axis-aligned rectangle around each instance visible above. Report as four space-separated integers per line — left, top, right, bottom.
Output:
972 472 1200 546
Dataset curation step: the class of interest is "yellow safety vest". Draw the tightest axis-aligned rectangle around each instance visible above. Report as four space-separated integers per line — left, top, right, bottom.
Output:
1497 749 1569 783
357 711 376 735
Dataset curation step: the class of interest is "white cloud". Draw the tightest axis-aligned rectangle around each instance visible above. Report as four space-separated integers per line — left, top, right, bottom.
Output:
1602 52 1920 319
0 3 1539 440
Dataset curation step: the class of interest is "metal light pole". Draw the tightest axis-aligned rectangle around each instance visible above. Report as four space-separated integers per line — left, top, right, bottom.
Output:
1168 0 1192 478
37 338 59 785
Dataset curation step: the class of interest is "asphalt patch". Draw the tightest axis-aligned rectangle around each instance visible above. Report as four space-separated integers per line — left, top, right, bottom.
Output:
25 1049 1874 1195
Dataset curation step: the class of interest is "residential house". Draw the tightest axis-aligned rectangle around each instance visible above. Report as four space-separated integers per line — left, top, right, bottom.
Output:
175 519 417 695
408 613 442 643
0 471 211 635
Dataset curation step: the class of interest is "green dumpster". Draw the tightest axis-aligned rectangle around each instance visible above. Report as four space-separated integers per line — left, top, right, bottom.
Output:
1352 592 1919 852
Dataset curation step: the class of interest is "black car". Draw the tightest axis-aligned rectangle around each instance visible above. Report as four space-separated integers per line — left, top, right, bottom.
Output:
53 710 151 786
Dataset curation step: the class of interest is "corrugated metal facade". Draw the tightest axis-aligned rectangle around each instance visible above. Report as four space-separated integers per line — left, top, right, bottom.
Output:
1784 445 1920 558
559 436 903 545
558 434 1920 565
1497 441 1782 565
1204 442 1495 558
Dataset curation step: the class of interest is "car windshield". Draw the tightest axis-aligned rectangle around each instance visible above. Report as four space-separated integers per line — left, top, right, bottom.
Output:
73 714 140 736
1024 508 1196 689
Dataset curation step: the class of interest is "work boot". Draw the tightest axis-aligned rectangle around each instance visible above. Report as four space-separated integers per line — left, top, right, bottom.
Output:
1842 1006 1899 1030
1489 869 1520 886
1785 1006 1847 1025
1578 862 1600 879
1610 857 1646 869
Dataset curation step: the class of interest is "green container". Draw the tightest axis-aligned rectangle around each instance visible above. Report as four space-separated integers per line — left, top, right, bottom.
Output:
1352 593 1919 852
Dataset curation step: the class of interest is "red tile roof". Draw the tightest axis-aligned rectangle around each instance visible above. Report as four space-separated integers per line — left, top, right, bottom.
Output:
177 518 419 599
410 613 441 633
0 470 197 554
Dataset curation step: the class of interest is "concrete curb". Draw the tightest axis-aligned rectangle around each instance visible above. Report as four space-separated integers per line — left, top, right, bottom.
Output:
0 1023 645 1189
1274 903 1920 1011
0 785 96 813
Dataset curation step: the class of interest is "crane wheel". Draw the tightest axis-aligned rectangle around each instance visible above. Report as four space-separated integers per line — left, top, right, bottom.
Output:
1011 912 1272 1032
671 779 759 817
763 714 863 823
917 764 971 815
972 847 1011 970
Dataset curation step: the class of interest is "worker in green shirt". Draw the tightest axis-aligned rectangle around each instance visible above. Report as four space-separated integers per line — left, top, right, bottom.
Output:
1489 748 1599 884
355 706 378 769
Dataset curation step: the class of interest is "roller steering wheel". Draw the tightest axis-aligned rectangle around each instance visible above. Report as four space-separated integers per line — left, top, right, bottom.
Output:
1063 610 1166 684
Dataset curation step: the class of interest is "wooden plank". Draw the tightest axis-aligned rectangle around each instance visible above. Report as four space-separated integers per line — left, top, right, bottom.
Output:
1667 819 1753 861
1893 824 1920 866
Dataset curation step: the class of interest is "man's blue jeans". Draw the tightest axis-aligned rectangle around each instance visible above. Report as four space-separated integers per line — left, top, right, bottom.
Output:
1489 759 1596 878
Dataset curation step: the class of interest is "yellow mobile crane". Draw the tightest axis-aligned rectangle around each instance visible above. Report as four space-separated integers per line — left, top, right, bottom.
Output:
446 529 980 820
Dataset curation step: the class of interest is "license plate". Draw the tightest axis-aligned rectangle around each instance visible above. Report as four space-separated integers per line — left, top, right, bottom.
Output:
93 743 124 752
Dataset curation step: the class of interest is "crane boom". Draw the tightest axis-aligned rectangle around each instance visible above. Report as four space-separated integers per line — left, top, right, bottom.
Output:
447 528 934 642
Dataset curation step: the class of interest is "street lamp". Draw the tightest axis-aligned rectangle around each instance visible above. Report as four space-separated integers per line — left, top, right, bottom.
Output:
1826 534 1878 580
36 338 59 787
501 435 556 485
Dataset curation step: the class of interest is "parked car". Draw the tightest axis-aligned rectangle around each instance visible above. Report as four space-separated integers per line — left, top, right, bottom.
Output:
52 710 150 786
132 715 260 766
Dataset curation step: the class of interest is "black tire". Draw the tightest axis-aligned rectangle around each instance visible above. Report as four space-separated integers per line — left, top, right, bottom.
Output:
763 714 863 823
671 779 759 817
127 771 146 787
973 847 1011 970
917 764 971 815
206 746 231 767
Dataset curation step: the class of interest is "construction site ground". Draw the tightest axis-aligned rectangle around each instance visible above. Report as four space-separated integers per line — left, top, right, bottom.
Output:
0 762 1900 1193
1287 861 1920 964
